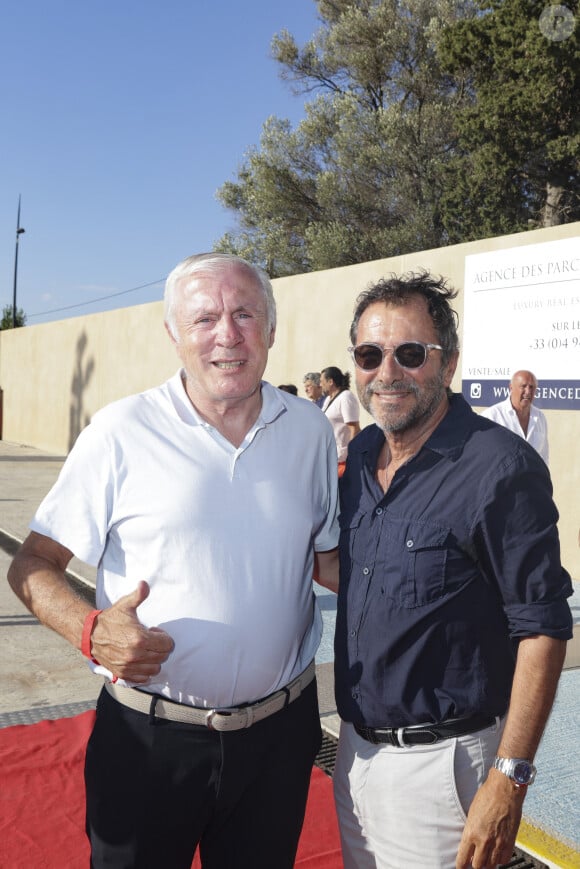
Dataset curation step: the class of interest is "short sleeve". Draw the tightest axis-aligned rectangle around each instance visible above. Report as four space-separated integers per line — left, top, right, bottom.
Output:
30 424 115 566
313 423 340 552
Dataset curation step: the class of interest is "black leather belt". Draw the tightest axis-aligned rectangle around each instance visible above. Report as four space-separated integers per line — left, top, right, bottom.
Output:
354 713 498 747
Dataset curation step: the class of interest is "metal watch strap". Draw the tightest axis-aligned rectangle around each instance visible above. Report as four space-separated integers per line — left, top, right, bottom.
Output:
493 756 537 787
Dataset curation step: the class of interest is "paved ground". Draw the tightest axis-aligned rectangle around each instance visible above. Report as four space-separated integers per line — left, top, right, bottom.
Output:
0 546 100 723
0 439 578 867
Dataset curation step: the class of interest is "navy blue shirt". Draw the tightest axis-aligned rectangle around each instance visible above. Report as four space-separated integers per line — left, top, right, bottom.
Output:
335 395 572 729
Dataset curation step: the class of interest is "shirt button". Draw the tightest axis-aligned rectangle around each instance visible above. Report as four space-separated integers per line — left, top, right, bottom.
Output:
362 567 370 575
406 539 414 548
376 507 383 515
349 630 356 638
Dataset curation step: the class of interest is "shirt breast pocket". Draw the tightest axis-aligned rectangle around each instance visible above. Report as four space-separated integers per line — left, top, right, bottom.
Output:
400 523 450 608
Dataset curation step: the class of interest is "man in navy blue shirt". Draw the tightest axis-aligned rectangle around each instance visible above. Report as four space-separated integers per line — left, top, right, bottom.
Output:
333 271 572 869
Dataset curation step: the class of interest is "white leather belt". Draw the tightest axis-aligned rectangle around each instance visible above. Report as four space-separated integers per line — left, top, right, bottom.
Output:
104 660 316 731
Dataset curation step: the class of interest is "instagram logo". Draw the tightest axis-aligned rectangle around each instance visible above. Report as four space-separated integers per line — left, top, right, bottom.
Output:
470 383 482 400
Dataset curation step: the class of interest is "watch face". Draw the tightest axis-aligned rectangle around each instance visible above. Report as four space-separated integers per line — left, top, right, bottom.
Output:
513 761 534 785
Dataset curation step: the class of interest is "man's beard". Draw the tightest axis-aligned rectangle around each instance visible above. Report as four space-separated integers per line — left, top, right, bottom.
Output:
358 369 447 434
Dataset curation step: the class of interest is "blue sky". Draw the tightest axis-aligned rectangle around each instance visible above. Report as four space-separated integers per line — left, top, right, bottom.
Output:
0 1 320 325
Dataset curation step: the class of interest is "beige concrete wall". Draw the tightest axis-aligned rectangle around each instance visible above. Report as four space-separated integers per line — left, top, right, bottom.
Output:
0 301 177 454
1 222 579 578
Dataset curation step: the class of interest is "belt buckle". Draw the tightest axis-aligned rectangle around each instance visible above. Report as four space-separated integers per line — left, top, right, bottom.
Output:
205 707 253 731
395 727 408 747
401 723 439 745
205 709 235 731
205 709 220 730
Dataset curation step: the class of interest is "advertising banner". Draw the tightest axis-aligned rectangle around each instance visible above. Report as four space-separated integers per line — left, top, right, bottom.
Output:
461 237 580 410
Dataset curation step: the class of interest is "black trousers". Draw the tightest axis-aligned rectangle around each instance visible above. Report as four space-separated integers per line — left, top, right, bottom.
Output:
85 679 322 869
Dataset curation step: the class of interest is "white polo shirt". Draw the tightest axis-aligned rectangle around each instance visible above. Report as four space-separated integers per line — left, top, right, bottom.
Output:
31 372 339 708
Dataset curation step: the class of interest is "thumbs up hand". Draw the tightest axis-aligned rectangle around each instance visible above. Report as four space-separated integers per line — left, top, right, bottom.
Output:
89 581 174 683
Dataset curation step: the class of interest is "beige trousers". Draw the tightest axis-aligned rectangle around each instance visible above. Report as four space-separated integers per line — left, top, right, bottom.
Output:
333 717 503 869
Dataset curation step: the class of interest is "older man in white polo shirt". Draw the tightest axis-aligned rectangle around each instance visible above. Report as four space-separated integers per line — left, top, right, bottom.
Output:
8 252 340 869
481 370 549 465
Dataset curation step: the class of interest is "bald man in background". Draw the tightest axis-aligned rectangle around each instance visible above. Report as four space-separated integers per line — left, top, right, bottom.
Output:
481 370 549 465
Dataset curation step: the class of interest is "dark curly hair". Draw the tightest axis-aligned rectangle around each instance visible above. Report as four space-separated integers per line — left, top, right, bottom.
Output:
350 270 460 365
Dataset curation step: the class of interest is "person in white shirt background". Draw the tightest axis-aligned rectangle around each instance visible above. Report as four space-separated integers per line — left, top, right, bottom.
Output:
480 369 549 465
320 366 361 477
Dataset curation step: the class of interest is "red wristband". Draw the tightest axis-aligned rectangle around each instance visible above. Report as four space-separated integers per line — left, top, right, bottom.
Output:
81 609 103 663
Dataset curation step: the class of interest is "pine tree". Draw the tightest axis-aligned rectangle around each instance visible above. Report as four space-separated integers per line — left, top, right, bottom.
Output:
216 0 476 275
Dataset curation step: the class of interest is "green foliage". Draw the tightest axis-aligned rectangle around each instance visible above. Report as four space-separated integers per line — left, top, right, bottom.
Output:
0 304 26 329
216 0 475 275
438 0 580 239
215 0 580 275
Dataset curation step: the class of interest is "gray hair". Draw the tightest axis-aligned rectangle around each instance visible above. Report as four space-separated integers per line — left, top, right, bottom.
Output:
303 372 321 386
164 252 276 340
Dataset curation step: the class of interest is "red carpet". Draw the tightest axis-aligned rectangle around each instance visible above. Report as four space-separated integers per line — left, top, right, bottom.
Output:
0 712 343 868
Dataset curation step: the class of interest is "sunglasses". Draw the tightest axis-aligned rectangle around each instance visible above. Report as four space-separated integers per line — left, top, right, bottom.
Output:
349 341 443 371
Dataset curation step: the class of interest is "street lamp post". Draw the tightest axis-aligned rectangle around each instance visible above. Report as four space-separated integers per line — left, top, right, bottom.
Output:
12 195 25 328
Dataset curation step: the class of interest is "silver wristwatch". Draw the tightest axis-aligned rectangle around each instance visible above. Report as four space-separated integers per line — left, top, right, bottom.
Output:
493 756 537 787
